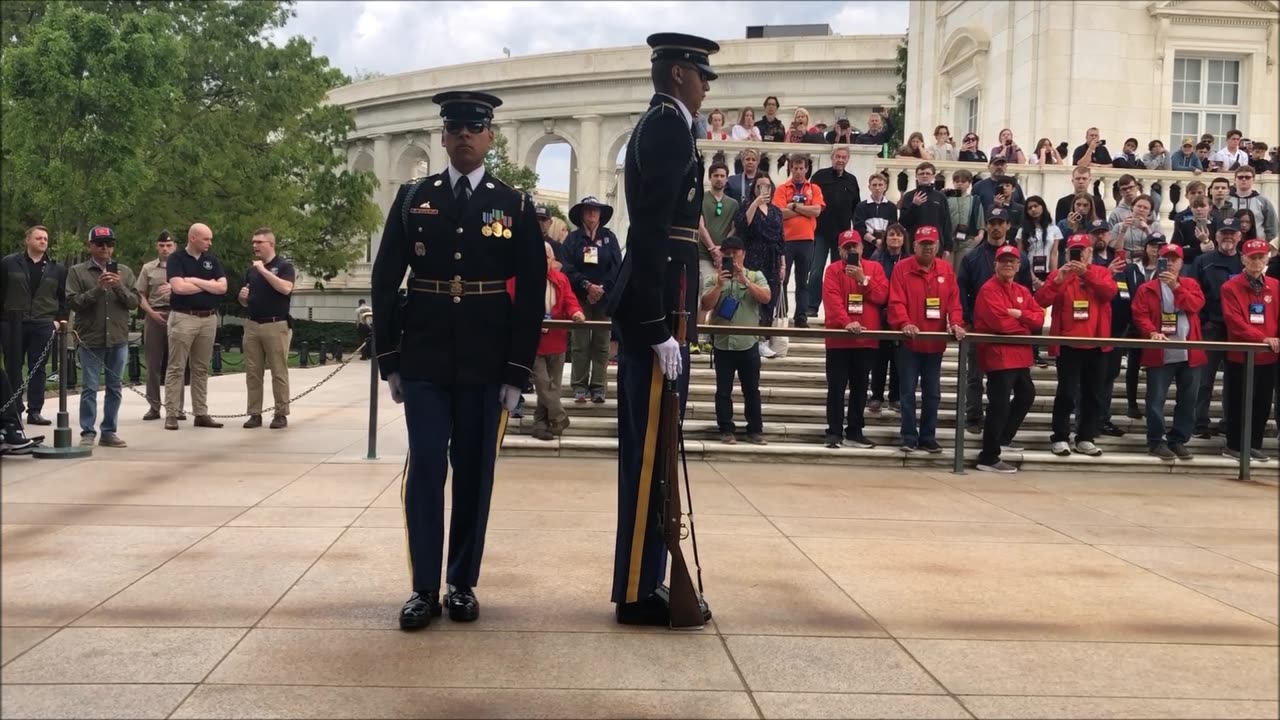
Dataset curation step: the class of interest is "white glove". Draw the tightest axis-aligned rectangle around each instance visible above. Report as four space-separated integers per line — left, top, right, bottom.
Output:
498 384 522 412
651 337 682 381
387 372 404 404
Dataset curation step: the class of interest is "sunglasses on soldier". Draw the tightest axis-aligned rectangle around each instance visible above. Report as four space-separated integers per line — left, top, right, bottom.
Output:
444 120 489 136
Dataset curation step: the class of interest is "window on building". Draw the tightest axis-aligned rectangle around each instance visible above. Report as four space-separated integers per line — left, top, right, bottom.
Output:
956 91 979 136
1170 56 1241 149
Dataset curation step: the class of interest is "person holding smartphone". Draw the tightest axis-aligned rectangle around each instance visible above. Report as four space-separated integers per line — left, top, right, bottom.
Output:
65 226 138 448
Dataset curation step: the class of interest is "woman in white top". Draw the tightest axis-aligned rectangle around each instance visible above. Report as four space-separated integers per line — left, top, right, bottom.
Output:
1027 137 1063 165
731 108 762 142
1015 195 1063 276
929 124 957 161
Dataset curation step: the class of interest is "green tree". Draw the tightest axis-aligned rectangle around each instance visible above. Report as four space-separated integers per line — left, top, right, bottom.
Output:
542 202 566 223
888 35 908 152
485 128 537 192
1 1 381 287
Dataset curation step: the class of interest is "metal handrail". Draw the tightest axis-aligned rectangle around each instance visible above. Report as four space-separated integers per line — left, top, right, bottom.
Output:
539 319 1275 481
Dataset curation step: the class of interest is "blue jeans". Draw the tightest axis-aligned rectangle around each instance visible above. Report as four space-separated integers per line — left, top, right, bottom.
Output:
1146 361 1198 448
805 232 836 314
896 348 943 446
78 344 126 437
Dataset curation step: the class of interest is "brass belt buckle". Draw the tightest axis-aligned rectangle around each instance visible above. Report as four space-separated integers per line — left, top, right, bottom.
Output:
449 275 464 298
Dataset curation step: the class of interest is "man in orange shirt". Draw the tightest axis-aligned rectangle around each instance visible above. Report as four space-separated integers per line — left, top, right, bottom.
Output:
773 155 825 327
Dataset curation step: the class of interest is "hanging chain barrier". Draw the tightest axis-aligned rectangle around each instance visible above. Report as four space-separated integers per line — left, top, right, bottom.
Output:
69 330 367 420
0 330 58 415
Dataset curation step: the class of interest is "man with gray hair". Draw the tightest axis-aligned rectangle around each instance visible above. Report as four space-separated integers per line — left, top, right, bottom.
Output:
163 222 227 430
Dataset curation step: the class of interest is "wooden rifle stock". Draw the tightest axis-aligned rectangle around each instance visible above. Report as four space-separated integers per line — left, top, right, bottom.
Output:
657 271 704 630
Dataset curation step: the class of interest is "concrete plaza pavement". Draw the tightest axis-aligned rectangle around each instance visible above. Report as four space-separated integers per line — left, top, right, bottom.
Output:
1 360 1278 718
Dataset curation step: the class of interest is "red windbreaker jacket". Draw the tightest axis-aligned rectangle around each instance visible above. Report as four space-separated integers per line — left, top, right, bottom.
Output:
507 269 583 356
1221 273 1280 365
822 259 890 350
973 276 1045 372
1129 277 1207 369
1033 264 1118 356
887 256 963 354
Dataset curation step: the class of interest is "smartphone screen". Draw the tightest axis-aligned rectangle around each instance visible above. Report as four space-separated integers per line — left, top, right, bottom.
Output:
1115 249 1128 263
1157 258 1168 275
1069 247 1083 262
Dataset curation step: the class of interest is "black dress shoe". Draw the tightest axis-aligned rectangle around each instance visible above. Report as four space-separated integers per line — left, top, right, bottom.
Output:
398 592 442 631
26 413 51 426
445 585 479 622
615 591 671 627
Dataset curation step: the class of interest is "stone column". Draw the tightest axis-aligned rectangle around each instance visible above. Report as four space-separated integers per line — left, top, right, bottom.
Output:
427 128 447 179
369 134 392 261
575 114 603 201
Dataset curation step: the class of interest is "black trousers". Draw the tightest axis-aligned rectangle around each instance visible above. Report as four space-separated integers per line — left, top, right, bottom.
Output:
713 346 763 434
1102 345 1142 424
870 340 900 403
782 240 814 323
1 319 54 416
1196 321 1231 432
1052 347 1108 443
964 341 984 426
980 368 1036 464
1224 361 1278 452
825 348 874 438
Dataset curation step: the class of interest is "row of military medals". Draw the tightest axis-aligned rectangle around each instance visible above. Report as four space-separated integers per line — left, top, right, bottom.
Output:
482 210 513 238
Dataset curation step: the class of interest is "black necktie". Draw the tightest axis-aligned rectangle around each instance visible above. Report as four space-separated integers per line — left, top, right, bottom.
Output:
455 175 472 203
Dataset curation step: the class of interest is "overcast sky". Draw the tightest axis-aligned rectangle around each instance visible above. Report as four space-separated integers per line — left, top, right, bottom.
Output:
279 0 908 192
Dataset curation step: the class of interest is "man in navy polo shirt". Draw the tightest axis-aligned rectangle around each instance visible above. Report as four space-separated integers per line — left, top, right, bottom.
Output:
237 227 295 429
164 222 227 430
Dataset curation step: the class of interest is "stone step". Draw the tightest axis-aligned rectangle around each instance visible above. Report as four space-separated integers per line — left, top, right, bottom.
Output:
506 414 1280 453
536 396 1258 427
499 436 1259 477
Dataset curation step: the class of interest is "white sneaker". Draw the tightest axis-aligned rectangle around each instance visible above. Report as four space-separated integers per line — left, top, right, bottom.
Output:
1050 441 1070 457
1073 440 1102 457
977 460 1018 474
758 343 777 359
1001 443 1025 453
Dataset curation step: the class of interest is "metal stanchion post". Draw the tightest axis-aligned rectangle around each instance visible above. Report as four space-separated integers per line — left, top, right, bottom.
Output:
952 336 967 475
128 344 141 384
1240 350 1254 482
33 322 92 459
366 334 378 460
318 341 327 366
299 342 310 368
212 343 223 376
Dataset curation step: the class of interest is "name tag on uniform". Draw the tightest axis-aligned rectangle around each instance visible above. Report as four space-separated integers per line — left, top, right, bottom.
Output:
584 246 599 265
1072 299 1090 320
1250 302 1265 325
925 296 941 320
1117 281 1129 300
847 293 864 315
1161 312 1178 335
1032 256 1047 275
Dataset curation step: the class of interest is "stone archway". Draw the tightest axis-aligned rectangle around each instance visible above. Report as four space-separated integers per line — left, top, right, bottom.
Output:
526 132 580 208
395 143 431 183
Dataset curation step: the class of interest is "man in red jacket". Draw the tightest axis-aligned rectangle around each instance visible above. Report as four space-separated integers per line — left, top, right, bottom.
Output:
507 242 586 441
973 245 1043 473
1130 243 1205 461
1034 233 1118 457
821 229 889 449
888 225 965 453
1221 238 1280 461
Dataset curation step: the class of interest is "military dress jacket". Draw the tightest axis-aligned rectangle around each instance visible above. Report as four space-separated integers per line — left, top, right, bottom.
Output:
370 170 546 389
609 93 705 348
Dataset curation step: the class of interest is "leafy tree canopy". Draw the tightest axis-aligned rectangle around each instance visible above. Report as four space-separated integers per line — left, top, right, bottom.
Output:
1 0 381 287
485 129 537 192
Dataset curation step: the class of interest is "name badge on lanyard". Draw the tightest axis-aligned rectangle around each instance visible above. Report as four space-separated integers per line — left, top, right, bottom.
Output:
1117 280 1129 300
1072 299 1090 321
925 296 941 320
1161 312 1178 335
1250 302 1265 325
584 245 600 265
847 293 864 315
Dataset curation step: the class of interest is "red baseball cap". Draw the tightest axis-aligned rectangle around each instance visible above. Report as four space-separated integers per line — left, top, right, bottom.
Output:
838 229 862 248
995 244 1021 260
1159 244 1183 259
1066 233 1091 249
915 225 940 244
1242 239 1270 257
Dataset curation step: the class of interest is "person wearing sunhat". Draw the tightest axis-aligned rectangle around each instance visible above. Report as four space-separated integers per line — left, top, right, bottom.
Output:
562 195 622 404
65 226 137 448
370 89 546 630
1130 243 1204 461
608 31 718 629
1034 233 1118 458
1219 238 1280 461
973 244 1043 473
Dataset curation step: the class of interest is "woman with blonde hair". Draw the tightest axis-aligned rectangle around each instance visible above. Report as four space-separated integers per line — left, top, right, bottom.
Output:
546 216 569 243
786 108 810 144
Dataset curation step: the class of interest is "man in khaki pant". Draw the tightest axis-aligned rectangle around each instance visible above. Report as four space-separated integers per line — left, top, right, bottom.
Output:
164 223 227 430
237 227 295 428
135 230 184 421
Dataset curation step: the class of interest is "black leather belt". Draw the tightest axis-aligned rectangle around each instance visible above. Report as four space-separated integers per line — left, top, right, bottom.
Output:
249 316 287 324
152 306 170 313
173 308 216 317
409 276 507 302
670 226 699 244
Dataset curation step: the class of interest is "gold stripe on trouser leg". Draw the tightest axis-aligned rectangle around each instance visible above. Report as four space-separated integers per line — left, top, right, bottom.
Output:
495 410 509 458
625 360 665 603
400 453 412 579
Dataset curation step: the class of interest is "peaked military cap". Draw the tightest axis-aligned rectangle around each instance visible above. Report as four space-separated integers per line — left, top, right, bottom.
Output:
432 90 502 122
647 33 720 80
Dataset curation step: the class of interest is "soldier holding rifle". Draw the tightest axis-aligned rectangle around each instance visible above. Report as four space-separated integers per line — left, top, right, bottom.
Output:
608 33 719 629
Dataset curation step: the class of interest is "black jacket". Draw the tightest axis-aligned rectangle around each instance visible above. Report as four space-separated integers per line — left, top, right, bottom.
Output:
1184 249 1243 325
957 240 1005 324
370 170 545 388
1170 214 1220 266
898 186 955 253
852 197 898 243
562 227 623 303
810 167 861 240
1054 191 1107 225
609 93 704 348
0 252 67 323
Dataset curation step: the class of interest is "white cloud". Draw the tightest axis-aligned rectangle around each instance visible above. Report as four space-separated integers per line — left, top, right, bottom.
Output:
279 0 908 190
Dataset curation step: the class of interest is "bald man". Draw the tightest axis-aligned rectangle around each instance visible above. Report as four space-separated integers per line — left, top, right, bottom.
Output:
163 223 228 430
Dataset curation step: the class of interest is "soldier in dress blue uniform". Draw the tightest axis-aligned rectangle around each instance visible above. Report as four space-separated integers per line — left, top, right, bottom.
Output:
608 33 719 627
370 90 546 631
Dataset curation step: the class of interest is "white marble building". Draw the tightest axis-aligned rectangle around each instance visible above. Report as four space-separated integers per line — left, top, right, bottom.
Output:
906 0 1280 153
